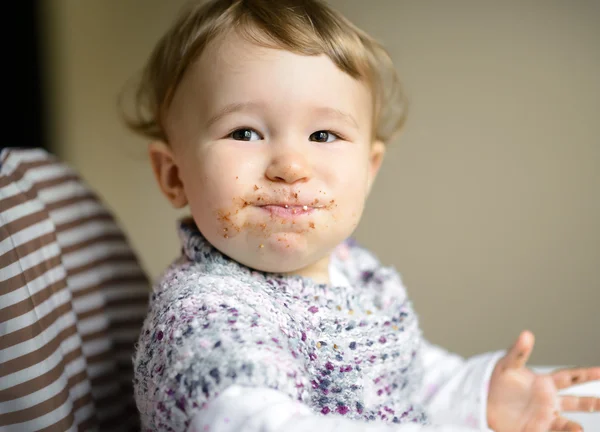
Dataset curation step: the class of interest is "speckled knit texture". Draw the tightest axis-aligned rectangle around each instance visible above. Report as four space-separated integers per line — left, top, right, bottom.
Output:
133 220 429 431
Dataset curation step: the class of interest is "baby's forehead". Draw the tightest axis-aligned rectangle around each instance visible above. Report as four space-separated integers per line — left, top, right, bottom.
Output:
183 47 372 116
188 33 370 96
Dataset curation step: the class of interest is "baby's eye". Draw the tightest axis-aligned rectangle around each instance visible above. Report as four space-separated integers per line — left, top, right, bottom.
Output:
230 128 261 141
309 130 339 143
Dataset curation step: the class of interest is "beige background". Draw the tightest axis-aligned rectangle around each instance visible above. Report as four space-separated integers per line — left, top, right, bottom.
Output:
39 1 599 365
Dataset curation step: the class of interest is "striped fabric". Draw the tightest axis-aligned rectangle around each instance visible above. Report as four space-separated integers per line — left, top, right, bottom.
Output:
0 148 149 431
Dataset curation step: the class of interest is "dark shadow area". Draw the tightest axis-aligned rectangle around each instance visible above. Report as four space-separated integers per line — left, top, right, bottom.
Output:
2 2 48 152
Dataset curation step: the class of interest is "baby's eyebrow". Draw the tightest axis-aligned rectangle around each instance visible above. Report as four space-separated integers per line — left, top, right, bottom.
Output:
205 102 359 130
206 101 266 128
313 107 359 129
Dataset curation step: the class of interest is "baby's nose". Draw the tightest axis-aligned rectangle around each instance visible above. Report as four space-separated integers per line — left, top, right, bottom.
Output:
265 153 311 184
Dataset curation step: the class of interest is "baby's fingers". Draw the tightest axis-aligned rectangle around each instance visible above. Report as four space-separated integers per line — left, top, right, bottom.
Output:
560 395 600 412
550 415 583 432
552 366 600 389
503 330 535 370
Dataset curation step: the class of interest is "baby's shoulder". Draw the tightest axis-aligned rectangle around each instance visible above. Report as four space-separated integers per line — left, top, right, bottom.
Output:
144 258 288 347
151 256 268 313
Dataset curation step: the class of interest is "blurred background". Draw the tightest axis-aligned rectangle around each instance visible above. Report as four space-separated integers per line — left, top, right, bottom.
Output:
18 0 599 365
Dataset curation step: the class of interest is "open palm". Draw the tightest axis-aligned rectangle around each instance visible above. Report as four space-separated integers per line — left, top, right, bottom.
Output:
487 331 600 432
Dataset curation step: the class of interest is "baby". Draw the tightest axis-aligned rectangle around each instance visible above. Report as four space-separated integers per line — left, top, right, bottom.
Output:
124 0 600 431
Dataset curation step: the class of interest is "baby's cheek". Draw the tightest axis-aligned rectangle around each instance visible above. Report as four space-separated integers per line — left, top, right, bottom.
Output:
185 187 239 242
329 194 364 231
214 198 249 239
210 199 284 242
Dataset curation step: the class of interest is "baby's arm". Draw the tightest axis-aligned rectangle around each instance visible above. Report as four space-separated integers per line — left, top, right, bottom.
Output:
412 340 504 430
189 385 488 432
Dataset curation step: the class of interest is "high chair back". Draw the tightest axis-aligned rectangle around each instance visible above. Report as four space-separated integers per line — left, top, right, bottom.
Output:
1 148 148 431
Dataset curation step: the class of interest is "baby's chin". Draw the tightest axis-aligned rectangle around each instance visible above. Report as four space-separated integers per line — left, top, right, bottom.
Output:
225 232 334 275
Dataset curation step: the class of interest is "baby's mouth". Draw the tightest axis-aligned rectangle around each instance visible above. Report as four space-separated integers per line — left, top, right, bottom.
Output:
259 204 316 218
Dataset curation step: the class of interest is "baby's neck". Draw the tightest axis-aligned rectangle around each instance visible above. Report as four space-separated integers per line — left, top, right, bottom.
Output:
284 255 331 285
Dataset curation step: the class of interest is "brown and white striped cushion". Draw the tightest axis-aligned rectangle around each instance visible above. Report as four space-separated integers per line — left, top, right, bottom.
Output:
0 148 149 431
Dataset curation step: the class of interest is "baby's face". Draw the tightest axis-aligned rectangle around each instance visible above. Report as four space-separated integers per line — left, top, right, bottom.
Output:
154 31 384 279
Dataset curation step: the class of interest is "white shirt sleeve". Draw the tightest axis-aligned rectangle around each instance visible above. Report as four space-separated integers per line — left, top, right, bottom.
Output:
413 341 505 431
187 385 491 432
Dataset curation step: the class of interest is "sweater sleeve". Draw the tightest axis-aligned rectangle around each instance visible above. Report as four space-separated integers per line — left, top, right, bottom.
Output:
132 273 310 431
412 340 505 430
187 385 488 432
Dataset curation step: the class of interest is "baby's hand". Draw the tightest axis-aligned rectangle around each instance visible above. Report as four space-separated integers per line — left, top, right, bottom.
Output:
487 330 600 432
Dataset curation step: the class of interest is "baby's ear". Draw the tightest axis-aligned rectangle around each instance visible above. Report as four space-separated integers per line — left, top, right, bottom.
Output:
148 141 188 208
367 140 386 194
